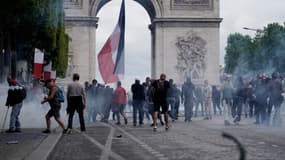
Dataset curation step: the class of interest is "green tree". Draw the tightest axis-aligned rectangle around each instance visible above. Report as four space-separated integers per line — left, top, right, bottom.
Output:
0 0 68 80
224 33 253 74
224 23 285 75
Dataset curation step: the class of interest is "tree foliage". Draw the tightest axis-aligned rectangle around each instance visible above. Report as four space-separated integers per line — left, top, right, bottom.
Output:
224 23 285 76
0 0 68 79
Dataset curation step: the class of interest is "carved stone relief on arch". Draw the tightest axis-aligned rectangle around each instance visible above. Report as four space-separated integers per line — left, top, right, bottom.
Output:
175 32 207 82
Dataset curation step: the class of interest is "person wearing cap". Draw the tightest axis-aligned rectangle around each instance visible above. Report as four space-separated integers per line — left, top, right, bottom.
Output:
41 79 67 134
5 76 26 133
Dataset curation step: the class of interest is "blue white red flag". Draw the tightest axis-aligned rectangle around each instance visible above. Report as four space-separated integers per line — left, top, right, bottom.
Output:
98 0 125 84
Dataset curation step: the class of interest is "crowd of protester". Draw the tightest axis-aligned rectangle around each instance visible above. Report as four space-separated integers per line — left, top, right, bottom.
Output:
2 71 285 134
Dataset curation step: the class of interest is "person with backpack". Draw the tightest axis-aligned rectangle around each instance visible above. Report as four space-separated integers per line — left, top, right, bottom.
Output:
5 76 26 133
66 73 86 133
41 79 67 134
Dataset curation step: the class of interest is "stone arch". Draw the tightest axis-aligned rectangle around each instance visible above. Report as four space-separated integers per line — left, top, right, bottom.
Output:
90 0 162 21
65 0 222 85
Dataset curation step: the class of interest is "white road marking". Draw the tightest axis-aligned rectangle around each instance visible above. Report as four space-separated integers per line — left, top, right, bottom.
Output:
74 129 126 160
100 127 116 160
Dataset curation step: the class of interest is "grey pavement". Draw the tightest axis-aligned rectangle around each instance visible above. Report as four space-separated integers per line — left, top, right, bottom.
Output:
1 115 285 160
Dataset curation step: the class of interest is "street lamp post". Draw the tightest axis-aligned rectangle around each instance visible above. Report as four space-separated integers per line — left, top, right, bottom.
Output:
243 27 263 39
243 27 259 32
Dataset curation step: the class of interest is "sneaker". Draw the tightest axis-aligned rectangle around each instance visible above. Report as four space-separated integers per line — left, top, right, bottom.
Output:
62 129 68 134
203 117 210 120
165 126 169 131
254 121 260 125
42 129 51 134
5 129 15 133
67 129 72 134
233 119 239 125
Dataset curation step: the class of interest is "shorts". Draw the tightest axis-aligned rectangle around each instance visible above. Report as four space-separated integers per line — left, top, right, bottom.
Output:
46 107 61 119
153 99 168 114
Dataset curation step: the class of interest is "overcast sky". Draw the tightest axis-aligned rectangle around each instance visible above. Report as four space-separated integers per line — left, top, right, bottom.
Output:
95 0 285 88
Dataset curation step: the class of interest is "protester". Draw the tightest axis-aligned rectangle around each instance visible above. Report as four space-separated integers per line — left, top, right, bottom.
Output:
146 78 165 127
66 73 86 133
151 73 170 131
268 72 284 127
173 84 181 120
181 78 195 122
194 86 204 117
221 77 234 126
131 79 145 126
101 86 114 123
253 74 268 125
41 79 67 134
113 81 128 125
212 85 222 115
5 76 26 133
167 79 176 121
203 80 212 120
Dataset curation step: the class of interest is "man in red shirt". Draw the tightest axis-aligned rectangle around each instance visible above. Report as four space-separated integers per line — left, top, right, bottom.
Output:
113 81 128 125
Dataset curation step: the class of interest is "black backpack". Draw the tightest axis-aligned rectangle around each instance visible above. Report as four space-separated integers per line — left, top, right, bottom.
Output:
20 86 27 101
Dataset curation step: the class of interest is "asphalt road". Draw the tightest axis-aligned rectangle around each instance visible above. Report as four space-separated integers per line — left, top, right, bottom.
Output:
48 116 285 160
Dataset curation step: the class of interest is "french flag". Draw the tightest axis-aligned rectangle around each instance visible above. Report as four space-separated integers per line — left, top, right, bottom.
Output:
98 0 125 84
33 48 44 79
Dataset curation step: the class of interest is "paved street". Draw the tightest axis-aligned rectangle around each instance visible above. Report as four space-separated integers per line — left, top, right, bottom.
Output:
47 116 285 160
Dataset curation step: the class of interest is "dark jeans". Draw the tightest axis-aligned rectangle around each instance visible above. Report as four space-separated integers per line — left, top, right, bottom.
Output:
184 101 194 121
249 100 255 118
212 100 222 115
102 103 112 121
174 98 180 119
67 96 86 131
195 100 204 116
167 97 176 119
9 103 23 130
232 98 243 122
133 100 144 125
255 101 267 124
269 100 282 126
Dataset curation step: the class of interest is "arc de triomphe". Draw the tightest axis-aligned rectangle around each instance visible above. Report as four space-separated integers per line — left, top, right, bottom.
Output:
64 0 222 85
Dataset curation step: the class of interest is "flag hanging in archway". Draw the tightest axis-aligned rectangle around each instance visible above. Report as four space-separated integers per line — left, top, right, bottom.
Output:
98 0 125 84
